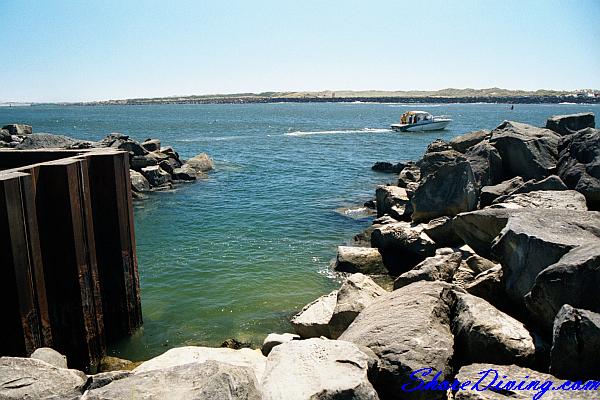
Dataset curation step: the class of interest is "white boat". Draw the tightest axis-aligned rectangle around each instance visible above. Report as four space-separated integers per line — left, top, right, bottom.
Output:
391 110 452 132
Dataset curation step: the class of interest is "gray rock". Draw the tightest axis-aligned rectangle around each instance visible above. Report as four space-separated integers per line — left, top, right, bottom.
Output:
339 281 454 400
489 120 561 180
421 216 463 247
411 160 478 223
290 290 338 338
85 370 131 390
261 338 379 400
464 265 506 309
129 169 150 192
0 128 11 142
172 163 198 181
425 139 453 153
491 209 600 307
329 273 387 339
0 357 86 399
453 208 513 258
546 112 595 136
480 176 525 207
261 333 300 356
550 304 600 380
30 347 68 369
140 165 171 187
2 123 32 135
450 129 491 153
372 161 405 173
466 254 498 275
141 138 160 152
465 140 504 189
376 185 411 220
525 243 600 333
334 246 387 275
393 251 461 289
133 346 266 381
370 222 437 273
491 190 588 211
418 149 466 178
453 363 598 400
504 175 568 196
129 154 157 170
15 133 78 149
116 140 147 156
449 290 535 366
187 153 214 172
84 360 261 400
398 162 421 188
558 127 600 210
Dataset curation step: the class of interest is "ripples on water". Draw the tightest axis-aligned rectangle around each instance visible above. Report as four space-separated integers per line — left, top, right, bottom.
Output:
1 102 598 360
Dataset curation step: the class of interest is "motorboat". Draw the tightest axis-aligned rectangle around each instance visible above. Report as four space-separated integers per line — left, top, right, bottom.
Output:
391 110 452 132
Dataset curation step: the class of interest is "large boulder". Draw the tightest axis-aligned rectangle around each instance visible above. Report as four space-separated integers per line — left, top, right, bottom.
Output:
491 209 600 307
261 338 379 400
465 141 504 189
463 265 506 310
133 346 266 382
449 290 535 367
334 246 387 275
2 123 32 135
479 176 525 207
15 133 79 149
375 185 411 220
411 160 478 223
450 129 491 153
546 112 595 136
557 127 600 210
490 190 588 211
141 138 160 152
421 216 463 247
261 333 300 356
525 243 600 333
129 169 150 192
398 162 421 188
140 165 171 187
0 128 12 142
84 361 261 400
329 273 387 339
501 175 568 197
417 149 465 178
453 208 513 258
550 304 600 380
0 357 86 399
290 290 338 338
370 222 437 273
393 250 462 289
339 281 454 400
187 153 214 172
489 120 560 180
30 347 68 369
453 363 597 400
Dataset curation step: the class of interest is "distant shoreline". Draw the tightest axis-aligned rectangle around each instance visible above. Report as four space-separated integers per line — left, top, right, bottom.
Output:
29 96 600 106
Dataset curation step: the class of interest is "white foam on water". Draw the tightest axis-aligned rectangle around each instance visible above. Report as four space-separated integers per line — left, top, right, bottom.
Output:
284 127 391 136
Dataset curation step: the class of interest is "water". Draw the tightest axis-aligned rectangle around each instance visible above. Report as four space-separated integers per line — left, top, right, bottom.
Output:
2 102 598 360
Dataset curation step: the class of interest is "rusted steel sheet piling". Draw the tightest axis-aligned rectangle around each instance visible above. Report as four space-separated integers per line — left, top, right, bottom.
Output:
0 148 142 370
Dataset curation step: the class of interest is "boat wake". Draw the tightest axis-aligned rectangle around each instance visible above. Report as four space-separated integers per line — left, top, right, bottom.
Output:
284 128 390 137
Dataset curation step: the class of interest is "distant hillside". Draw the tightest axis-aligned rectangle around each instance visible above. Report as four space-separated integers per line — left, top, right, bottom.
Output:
62 88 599 106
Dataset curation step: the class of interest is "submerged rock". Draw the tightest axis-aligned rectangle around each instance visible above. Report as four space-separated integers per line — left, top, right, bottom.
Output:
339 281 454 400
261 338 379 400
372 161 405 173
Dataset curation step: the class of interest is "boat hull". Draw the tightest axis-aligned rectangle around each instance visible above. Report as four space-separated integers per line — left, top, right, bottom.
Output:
391 120 451 132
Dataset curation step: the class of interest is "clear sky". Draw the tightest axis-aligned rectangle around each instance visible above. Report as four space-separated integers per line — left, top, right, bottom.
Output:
1 0 599 102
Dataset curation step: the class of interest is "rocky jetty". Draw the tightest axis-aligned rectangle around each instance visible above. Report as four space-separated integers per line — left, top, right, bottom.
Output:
0 125 214 198
3 113 599 399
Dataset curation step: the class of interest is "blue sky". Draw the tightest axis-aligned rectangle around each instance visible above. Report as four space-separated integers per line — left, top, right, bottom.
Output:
1 0 599 102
